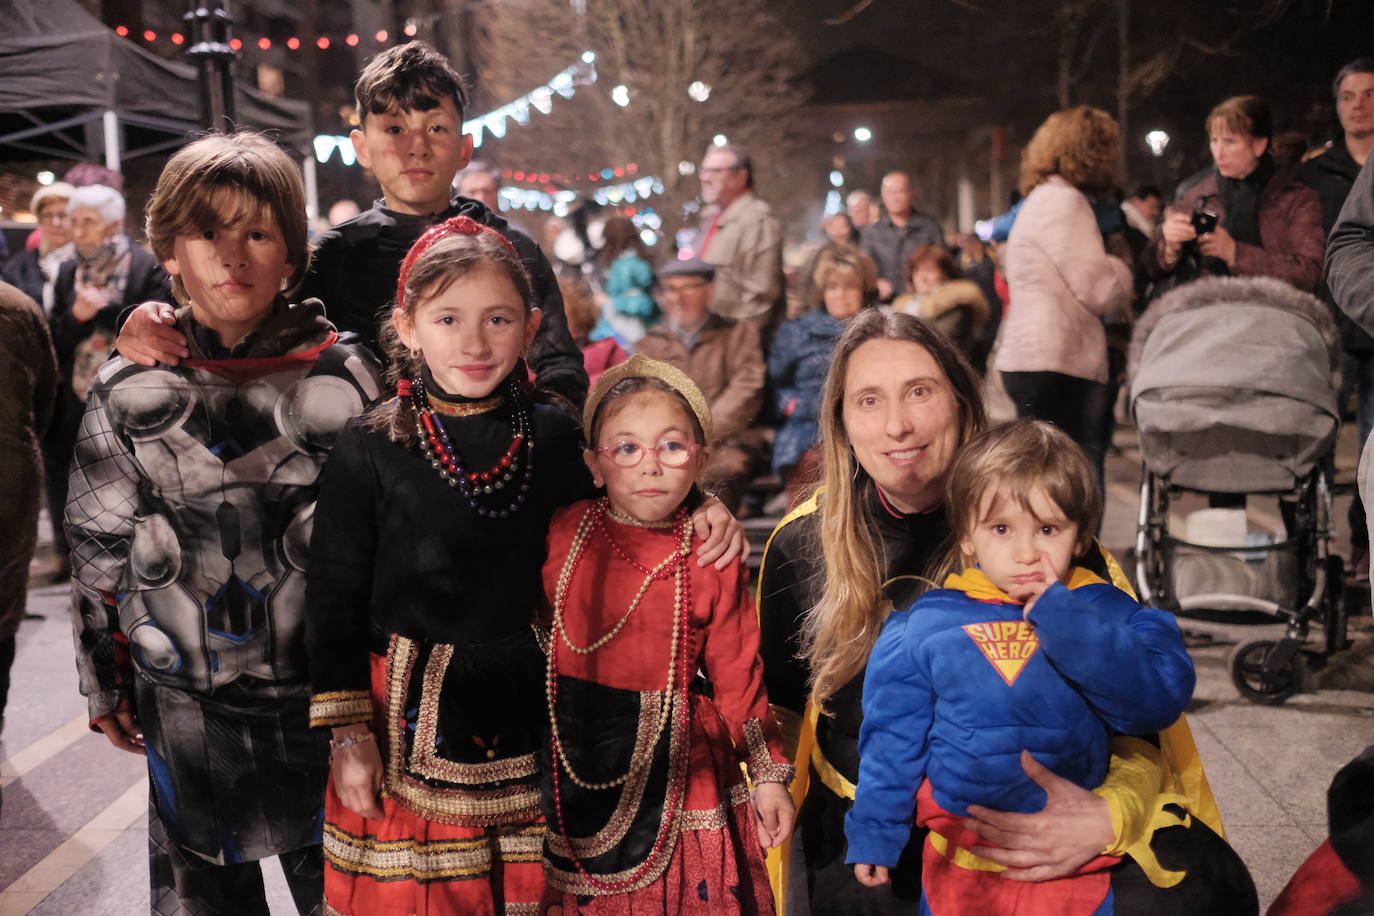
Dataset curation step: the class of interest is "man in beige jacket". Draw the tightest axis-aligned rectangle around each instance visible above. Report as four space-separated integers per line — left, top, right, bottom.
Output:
695 142 786 339
636 259 767 511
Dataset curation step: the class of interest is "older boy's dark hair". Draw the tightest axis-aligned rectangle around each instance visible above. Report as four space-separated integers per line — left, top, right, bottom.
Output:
146 131 309 306
355 41 469 123
946 419 1102 559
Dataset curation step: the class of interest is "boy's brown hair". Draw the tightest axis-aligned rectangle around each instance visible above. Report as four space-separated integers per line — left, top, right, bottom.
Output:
355 41 469 124
146 131 309 306
946 419 1101 558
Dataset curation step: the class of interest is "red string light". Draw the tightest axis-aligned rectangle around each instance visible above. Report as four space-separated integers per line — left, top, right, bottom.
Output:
114 23 407 52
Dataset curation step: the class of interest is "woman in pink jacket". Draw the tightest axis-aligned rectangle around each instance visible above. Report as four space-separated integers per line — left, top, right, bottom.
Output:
994 106 1133 487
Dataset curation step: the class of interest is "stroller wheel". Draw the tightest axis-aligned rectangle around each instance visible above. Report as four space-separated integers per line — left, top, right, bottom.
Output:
1230 639 1305 705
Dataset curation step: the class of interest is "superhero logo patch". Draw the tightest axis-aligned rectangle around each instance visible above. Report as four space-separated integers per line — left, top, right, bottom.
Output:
962 621 1039 686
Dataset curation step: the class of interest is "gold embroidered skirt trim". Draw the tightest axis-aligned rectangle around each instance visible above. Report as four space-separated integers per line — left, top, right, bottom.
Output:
544 679 691 897
383 635 542 827
309 690 373 728
410 644 540 784
323 822 543 883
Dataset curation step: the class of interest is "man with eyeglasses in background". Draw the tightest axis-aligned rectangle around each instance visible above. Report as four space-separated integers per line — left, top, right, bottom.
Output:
693 141 786 341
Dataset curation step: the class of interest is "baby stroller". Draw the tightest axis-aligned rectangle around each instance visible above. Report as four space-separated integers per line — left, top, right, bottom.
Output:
1129 276 1347 705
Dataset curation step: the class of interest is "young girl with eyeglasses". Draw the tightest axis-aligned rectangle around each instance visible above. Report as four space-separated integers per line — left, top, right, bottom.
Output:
540 355 794 914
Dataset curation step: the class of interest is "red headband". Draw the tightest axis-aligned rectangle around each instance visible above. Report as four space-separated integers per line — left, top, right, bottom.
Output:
395 215 522 312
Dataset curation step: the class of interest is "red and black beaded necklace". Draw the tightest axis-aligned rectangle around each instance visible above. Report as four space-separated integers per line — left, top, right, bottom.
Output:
400 373 534 518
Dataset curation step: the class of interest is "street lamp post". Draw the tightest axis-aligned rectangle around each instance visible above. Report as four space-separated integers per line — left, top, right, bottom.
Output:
185 0 238 132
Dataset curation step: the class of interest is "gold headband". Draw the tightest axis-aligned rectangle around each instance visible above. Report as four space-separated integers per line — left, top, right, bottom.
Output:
582 354 714 444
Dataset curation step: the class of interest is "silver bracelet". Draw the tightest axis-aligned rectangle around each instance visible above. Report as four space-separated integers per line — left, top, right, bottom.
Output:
330 731 377 753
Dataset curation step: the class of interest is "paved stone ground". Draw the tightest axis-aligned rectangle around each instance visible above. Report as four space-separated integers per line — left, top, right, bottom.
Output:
1 416 1371 914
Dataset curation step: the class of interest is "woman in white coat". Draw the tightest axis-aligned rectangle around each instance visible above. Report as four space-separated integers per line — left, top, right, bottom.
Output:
995 106 1133 485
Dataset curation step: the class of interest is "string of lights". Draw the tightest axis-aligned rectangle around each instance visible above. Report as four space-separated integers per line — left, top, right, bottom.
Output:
111 22 421 51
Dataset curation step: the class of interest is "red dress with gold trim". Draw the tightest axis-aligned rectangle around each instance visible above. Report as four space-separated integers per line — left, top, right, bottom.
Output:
540 499 794 914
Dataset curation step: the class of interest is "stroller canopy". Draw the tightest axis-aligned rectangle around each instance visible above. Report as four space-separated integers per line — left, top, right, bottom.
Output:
1129 276 1340 494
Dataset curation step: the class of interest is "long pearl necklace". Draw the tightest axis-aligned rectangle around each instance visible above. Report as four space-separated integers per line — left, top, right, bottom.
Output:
546 498 694 892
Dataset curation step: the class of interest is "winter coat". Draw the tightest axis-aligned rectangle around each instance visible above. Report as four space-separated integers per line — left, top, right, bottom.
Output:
0 282 57 640
891 279 989 361
579 336 628 388
1142 165 1324 294
634 314 765 443
994 176 1133 383
1329 148 1374 540
1301 142 1374 352
768 307 849 474
700 192 786 331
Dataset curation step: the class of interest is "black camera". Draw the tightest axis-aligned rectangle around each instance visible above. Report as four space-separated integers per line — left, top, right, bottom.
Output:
1191 199 1219 236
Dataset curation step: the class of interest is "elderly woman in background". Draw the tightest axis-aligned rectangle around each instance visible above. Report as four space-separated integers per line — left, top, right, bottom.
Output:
2 183 76 313
1143 95 1324 295
769 245 878 507
994 106 1133 487
890 244 989 365
45 184 169 576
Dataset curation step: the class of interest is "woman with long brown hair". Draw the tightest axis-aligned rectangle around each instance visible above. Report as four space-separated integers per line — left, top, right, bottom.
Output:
756 309 1254 914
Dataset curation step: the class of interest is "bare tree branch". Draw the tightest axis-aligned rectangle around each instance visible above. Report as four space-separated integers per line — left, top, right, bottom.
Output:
823 0 875 25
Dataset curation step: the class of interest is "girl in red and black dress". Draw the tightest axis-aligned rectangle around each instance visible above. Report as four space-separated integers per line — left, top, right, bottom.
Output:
541 355 794 914
305 219 744 916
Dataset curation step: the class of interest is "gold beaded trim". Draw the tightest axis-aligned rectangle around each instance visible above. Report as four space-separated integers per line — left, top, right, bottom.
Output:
744 717 796 785
677 805 730 832
322 821 542 881
410 644 539 785
382 635 541 826
427 391 504 417
544 690 664 860
605 503 676 529
309 690 373 728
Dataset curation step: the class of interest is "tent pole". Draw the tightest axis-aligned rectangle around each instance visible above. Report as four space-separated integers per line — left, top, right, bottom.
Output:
303 154 319 223
185 0 238 131
103 110 121 171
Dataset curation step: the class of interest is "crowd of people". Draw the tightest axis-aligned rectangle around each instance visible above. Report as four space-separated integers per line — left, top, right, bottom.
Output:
3 34 1374 916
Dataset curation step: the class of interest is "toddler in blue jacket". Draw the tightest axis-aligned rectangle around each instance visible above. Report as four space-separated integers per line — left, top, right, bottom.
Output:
845 419 1195 915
